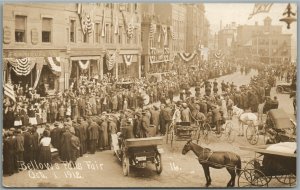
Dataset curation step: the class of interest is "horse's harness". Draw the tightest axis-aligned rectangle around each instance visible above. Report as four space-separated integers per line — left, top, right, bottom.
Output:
198 148 214 164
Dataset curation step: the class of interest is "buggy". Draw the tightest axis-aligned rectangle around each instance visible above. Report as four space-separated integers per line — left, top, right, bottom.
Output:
238 143 296 187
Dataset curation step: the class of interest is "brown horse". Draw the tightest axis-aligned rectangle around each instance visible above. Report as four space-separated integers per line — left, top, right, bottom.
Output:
182 140 241 187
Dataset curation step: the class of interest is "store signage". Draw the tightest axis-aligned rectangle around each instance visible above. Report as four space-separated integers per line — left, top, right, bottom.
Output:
3 50 61 58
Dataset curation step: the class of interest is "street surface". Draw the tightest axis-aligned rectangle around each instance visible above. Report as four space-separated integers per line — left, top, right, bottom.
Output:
3 69 295 188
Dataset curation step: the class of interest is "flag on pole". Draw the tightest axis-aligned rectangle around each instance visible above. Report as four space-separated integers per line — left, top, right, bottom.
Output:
4 81 16 102
101 9 106 37
114 11 119 35
248 3 273 20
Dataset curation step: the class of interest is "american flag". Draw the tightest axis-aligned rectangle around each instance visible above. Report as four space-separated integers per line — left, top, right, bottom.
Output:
248 3 273 20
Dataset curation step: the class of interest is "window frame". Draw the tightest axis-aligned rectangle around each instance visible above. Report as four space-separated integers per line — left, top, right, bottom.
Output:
15 15 27 43
41 17 53 43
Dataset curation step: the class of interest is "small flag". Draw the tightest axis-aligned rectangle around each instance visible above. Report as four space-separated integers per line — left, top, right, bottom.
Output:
101 9 106 37
248 3 273 20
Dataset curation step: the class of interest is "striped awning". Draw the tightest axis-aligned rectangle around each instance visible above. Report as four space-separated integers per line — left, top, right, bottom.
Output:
45 57 61 76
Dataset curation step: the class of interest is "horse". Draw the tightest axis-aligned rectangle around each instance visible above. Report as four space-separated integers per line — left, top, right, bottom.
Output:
232 105 258 136
182 140 241 187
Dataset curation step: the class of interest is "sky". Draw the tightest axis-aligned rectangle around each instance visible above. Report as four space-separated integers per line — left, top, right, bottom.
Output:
204 3 297 60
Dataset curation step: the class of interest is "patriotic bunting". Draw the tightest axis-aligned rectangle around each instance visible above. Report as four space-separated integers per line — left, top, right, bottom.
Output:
169 26 175 40
149 48 157 64
123 55 134 66
214 50 224 59
248 3 273 20
149 23 156 39
8 58 36 76
178 52 197 62
106 51 117 71
79 60 90 70
33 69 42 89
45 57 61 76
164 47 170 62
101 9 106 37
81 14 94 36
4 81 16 102
162 25 168 46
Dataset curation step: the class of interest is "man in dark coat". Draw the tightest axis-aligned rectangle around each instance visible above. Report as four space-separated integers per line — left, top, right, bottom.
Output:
161 104 173 135
3 132 16 175
31 126 39 165
15 129 24 171
70 128 80 168
22 127 34 165
60 127 73 162
88 119 99 154
150 105 160 134
50 122 62 150
80 118 89 154
76 117 87 156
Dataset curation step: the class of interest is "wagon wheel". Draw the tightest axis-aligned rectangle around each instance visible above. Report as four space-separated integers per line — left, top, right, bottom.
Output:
275 173 296 186
202 123 211 144
246 125 259 145
155 153 163 174
244 159 272 184
238 169 269 187
122 154 130 176
224 121 235 143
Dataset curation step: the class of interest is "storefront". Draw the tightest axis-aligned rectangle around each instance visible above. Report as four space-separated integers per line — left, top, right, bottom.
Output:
3 49 65 95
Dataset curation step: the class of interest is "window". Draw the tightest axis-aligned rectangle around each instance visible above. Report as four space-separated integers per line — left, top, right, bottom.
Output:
70 19 76 42
42 18 52 42
95 23 100 43
105 23 110 43
15 15 26 42
83 33 88 43
118 26 123 44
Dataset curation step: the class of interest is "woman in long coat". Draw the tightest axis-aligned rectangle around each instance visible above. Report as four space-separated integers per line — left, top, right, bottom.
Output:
38 130 52 170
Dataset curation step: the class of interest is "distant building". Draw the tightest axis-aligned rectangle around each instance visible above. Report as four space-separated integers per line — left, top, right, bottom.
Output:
236 17 291 64
217 22 237 57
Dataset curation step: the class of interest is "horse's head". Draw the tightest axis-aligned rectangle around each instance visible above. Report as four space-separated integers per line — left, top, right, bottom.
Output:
182 139 193 155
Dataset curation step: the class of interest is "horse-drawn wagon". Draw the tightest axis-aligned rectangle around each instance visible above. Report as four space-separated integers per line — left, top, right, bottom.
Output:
249 109 296 145
238 143 296 187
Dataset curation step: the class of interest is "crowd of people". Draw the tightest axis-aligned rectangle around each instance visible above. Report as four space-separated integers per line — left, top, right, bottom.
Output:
2 58 296 176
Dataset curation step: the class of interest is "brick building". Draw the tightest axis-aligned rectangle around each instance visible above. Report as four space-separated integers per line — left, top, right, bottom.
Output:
3 3 142 92
236 17 292 64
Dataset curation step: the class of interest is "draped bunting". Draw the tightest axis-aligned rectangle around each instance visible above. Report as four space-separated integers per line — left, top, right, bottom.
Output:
101 9 106 37
169 26 175 40
149 23 156 39
121 11 135 39
164 48 170 62
4 81 16 102
123 55 134 66
79 60 90 70
106 51 117 71
77 4 94 36
214 50 224 59
33 61 44 90
149 48 157 64
178 52 197 62
8 58 36 76
162 25 168 46
45 57 61 76
114 11 119 35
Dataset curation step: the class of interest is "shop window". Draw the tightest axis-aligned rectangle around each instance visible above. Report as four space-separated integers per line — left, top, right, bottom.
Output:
15 15 26 42
95 23 100 43
118 62 128 75
70 19 76 43
42 18 52 43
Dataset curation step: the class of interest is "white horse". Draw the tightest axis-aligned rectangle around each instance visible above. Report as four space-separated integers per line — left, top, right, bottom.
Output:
232 106 258 136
